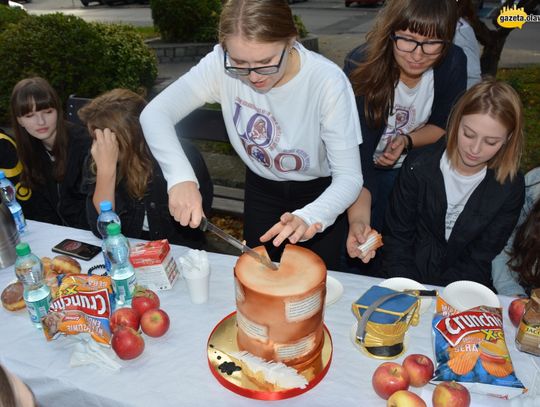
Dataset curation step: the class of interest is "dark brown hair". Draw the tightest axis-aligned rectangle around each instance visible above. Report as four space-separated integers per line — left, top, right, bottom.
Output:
446 79 523 184
10 77 68 189
219 0 297 48
348 0 457 128
0 364 16 407
509 197 540 290
78 89 152 200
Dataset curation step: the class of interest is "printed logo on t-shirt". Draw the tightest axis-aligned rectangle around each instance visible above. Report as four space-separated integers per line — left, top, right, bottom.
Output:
233 98 309 173
374 105 417 164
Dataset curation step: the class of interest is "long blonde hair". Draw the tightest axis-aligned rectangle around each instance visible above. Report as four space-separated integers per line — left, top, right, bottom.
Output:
348 0 457 129
78 89 153 199
446 80 523 184
219 0 297 48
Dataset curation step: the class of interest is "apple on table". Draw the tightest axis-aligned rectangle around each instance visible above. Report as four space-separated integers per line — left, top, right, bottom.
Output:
140 308 170 338
508 297 528 327
402 354 434 387
372 362 410 400
432 381 470 407
387 390 427 407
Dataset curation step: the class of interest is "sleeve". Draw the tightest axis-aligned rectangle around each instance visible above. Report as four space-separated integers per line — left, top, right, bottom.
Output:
441 176 525 287
381 155 421 278
428 45 467 129
491 247 526 296
291 70 363 230
453 21 482 89
140 46 223 191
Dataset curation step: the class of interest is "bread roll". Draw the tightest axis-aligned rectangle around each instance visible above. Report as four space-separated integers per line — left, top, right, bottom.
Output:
1 281 25 312
52 255 81 275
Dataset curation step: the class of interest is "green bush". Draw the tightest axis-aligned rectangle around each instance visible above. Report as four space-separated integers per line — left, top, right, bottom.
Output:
151 0 221 42
0 13 157 125
294 14 308 39
0 4 28 32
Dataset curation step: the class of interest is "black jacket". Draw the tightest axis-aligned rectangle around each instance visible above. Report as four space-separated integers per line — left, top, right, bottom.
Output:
86 140 213 249
343 44 467 196
0 124 91 230
381 139 524 289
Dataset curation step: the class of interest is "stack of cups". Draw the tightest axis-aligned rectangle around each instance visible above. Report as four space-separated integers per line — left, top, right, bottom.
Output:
179 250 210 304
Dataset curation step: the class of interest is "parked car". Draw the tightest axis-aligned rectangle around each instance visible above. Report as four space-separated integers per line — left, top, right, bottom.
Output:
8 0 26 8
80 0 103 6
345 0 382 6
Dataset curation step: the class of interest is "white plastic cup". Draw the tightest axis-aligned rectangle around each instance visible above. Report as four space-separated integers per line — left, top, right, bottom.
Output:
184 270 209 304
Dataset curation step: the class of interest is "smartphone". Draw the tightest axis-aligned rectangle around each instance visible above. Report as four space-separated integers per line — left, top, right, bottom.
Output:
52 239 102 261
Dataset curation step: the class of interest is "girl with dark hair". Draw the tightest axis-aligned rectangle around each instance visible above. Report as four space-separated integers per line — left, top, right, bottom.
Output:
4 77 90 229
492 167 540 296
79 88 213 248
376 80 525 288
140 0 363 270
344 0 467 269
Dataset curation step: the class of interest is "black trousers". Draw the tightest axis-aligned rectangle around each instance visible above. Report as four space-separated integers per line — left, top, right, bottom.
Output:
243 167 347 271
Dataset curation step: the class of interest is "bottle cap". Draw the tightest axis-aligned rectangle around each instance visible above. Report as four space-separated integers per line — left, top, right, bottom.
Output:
0 170 5 179
99 201 113 212
16 242 31 256
107 223 121 236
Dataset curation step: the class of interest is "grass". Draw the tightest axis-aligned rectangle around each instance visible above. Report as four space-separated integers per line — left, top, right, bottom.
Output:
133 26 160 40
497 65 540 172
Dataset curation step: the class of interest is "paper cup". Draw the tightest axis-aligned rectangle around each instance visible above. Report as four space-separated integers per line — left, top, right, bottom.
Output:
184 271 209 304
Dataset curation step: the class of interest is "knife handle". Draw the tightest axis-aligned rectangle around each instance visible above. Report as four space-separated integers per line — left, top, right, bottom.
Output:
199 217 209 232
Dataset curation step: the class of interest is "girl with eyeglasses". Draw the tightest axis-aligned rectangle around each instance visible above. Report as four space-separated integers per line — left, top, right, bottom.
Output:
343 0 466 273
1 77 91 229
382 80 524 289
140 0 363 270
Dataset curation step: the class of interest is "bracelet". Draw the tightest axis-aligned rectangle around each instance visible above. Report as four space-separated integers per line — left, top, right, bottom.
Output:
402 133 413 155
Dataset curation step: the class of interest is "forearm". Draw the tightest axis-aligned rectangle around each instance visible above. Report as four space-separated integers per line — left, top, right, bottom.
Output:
409 124 445 148
92 170 116 212
347 187 372 227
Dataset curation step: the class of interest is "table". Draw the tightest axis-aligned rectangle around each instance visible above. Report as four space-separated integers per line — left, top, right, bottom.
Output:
0 220 537 407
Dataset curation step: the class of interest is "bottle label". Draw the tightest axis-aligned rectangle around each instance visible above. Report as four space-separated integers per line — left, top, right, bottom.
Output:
12 208 26 233
112 274 136 304
25 293 52 325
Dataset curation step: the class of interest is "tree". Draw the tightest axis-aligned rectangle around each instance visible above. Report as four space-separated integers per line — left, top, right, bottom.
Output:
470 0 540 76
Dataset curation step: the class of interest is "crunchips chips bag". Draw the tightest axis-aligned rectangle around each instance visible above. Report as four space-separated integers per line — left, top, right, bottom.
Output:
432 296 525 399
42 275 115 345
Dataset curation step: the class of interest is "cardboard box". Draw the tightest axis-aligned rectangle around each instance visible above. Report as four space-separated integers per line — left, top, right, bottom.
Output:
129 240 179 290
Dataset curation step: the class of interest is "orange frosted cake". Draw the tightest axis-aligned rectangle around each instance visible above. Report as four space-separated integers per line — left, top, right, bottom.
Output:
234 245 327 368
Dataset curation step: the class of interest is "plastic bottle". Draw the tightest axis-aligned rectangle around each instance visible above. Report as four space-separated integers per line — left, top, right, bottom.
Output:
0 170 26 234
14 242 51 329
96 200 121 273
103 223 136 307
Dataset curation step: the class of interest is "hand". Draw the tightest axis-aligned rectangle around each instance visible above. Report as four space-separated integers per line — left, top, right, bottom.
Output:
346 221 377 263
259 212 322 247
168 181 204 228
91 128 119 175
374 134 406 167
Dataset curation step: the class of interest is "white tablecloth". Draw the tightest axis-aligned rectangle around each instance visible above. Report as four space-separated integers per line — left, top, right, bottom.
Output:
0 220 537 406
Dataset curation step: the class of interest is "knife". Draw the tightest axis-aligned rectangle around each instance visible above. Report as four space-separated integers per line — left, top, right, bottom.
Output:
199 217 278 270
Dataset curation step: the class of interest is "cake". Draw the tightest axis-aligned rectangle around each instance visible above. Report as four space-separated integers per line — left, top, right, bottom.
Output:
234 244 327 369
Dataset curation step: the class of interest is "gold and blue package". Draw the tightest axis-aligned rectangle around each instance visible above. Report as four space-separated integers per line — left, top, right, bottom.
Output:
352 286 420 359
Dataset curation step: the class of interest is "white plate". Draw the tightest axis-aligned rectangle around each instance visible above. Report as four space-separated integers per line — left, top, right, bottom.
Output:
441 280 500 311
325 276 344 306
378 277 432 315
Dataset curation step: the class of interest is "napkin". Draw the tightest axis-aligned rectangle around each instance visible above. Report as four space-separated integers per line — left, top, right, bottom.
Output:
178 249 210 279
69 335 121 371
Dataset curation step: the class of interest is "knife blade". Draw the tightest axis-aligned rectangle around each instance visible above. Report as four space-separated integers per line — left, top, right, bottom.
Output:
199 217 278 270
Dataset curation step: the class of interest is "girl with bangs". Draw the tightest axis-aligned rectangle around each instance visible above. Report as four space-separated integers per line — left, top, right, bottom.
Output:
344 0 467 270
380 80 525 289
79 89 213 249
3 77 91 229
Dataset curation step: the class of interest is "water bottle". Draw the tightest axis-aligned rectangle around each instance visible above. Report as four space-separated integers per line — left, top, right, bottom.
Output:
0 170 26 234
14 242 51 329
96 200 121 273
103 223 136 307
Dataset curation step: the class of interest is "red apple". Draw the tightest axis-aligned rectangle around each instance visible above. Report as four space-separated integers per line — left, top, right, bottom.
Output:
131 286 160 317
372 362 410 400
110 307 140 333
402 354 435 387
111 326 145 360
387 390 427 407
508 298 528 327
140 308 170 338
432 381 470 407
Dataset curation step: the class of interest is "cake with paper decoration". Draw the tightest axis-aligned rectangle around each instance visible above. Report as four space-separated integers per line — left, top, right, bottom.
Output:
234 244 327 369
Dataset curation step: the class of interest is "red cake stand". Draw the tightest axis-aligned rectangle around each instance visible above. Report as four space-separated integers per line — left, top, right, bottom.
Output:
207 312 332 401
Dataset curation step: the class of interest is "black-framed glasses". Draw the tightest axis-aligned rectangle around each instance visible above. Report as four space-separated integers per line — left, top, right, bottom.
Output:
223 46 287 76
391 34 446 55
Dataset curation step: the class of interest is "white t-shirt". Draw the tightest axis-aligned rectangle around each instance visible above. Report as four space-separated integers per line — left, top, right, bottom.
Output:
373 69 434 169
440 151 486 240
140 43 363 230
